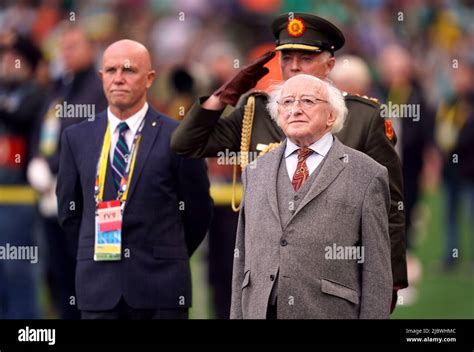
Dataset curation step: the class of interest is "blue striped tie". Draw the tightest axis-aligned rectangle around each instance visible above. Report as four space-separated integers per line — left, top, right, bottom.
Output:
112 122 129 191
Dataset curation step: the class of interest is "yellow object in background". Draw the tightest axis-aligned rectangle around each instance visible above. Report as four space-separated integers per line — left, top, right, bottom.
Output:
210 183 242 206
0 186 37 204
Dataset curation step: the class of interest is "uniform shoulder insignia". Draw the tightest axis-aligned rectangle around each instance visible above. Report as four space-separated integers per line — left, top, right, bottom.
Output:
249 89 270 101
344 92 380 106
250 89 269 96
368 96 379 103
237 90 269 107
384 119 394 141
246 89 269 99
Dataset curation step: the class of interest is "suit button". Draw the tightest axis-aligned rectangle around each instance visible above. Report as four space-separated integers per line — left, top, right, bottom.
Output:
280 239 287 247
270 274 275 281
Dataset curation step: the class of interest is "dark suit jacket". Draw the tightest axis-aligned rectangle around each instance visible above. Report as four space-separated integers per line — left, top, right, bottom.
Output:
56 107 213 311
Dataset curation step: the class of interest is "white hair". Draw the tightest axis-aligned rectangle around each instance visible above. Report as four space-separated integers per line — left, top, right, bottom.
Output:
266 74 347 134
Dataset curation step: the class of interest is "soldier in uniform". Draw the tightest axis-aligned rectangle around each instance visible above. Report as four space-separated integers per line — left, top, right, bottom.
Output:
171 13 407 313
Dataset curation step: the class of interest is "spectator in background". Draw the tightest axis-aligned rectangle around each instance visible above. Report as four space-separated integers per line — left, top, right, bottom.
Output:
0 32 45 318
377 44 435 247
377 44 435 304
435 62 474 271
329 54 373 98
27 24 107 319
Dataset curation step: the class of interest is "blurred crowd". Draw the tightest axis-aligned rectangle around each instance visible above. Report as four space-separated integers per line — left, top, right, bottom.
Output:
0 0 473 318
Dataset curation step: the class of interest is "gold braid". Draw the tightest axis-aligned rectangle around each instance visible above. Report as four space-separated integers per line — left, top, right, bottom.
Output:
231 95 255 212
231 94 281 212
240 95 256 170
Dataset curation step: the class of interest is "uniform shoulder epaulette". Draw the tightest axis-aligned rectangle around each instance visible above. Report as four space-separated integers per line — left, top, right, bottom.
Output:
343 91 396 143
343 91 380 106
236 90 269 108
245 90 270 101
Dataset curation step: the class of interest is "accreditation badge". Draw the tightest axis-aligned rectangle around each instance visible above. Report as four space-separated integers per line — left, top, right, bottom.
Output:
94 200 122 261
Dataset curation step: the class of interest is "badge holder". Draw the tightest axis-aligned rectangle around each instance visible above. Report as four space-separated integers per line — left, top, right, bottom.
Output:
93 119 143 261
94 199 122 261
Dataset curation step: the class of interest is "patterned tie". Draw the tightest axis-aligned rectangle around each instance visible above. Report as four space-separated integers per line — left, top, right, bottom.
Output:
111 122 130 191
291 147 313 192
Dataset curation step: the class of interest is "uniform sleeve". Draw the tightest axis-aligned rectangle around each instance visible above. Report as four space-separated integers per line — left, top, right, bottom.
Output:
170 97 244 158
364 107 407 291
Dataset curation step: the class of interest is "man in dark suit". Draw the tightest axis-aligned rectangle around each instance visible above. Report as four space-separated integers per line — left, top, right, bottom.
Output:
56 39 213 319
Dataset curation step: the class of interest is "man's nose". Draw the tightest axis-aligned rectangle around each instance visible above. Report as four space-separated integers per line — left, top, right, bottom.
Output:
289 104 303 116
290 57 300 71
113 70 125 84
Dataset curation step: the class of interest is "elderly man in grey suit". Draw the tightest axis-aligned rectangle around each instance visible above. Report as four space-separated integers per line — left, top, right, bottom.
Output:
230 74 392 319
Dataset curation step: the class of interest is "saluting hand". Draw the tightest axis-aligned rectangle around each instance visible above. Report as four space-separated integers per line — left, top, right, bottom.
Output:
213 50 276 107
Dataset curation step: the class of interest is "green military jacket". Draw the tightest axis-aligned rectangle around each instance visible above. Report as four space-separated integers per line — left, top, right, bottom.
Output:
171 92 407 290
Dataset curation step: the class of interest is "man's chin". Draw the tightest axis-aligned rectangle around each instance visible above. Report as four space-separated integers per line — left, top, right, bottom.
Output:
287 122 308 132
110 100 129 110
287 131 310 141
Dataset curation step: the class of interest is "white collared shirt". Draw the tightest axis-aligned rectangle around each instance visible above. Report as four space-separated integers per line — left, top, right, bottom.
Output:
107 102 148 161
284 132 334 181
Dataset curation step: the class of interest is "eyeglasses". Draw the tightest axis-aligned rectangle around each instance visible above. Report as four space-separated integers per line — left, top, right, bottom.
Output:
277 97 328 109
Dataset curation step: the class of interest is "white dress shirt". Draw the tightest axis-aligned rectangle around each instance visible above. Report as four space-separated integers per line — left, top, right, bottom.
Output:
107 102 148 162
284 132 334 181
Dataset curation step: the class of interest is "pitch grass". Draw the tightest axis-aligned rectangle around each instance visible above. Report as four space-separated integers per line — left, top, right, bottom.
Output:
392 189 473 319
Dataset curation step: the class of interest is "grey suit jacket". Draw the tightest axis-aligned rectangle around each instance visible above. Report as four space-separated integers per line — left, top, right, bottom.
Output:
230 138 392 319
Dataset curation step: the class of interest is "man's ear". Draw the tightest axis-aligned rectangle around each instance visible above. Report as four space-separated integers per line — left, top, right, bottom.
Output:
98 70 103 81
326 56 336 76
146 70 156 88
327 110 336 127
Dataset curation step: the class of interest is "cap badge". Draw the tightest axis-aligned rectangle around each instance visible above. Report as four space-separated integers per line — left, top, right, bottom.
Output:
287 18 305 38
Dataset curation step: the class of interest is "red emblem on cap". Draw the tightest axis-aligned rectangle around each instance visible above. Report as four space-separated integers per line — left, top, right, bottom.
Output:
385 119 394 141
287 18 305 38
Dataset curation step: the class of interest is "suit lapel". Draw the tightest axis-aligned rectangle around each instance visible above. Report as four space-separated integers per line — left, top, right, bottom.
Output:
291 138 346 219
92 111 108 157
265 141 287 224
125 107 162 203
91 112 114 195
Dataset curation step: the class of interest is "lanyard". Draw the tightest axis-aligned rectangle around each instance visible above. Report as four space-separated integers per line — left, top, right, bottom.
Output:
94 118 145 205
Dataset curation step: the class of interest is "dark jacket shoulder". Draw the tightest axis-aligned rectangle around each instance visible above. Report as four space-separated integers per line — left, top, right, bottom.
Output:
237 90 270 108
344 93 380 111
